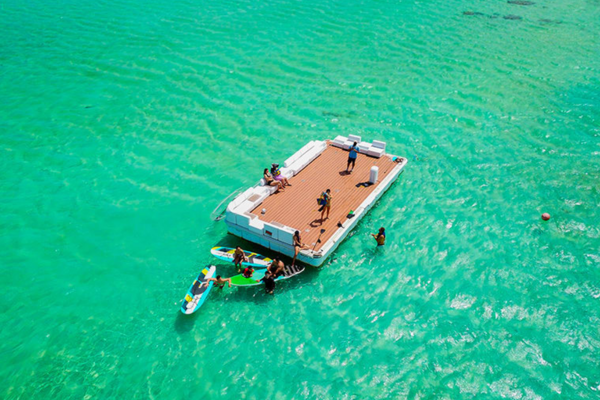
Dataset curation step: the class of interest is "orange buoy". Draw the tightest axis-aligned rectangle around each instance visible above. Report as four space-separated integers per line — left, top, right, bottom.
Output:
542 213 550 221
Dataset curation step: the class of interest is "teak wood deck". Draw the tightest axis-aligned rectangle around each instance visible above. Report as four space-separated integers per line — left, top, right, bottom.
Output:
251 145 397 251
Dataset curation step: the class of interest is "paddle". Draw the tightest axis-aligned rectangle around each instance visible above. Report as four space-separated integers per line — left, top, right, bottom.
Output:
312 229 326 251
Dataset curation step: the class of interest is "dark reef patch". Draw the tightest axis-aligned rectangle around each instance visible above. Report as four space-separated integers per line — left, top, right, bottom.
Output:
539 18 562 24
508 0 535 5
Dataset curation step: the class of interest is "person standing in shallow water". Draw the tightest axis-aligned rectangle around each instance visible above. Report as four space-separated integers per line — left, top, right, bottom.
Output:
258 271 276 294
346 141 360 173
371 227 386 246
233 246 248 272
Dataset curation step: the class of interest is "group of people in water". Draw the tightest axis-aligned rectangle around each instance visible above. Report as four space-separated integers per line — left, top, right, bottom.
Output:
206 226 385 295
234 231 308 294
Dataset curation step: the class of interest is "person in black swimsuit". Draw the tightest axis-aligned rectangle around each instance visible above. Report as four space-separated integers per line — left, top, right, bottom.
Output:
263 169 284 191
259 271 276 295
292 230 309 267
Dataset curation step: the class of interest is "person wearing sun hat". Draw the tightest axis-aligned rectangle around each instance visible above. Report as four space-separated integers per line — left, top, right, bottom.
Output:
270 163 291 187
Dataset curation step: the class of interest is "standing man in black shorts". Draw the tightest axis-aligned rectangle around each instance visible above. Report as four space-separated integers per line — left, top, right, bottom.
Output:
346 142 360 173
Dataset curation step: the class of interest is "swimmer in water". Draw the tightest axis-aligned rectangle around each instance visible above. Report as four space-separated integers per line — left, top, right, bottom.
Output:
258 271 276 294
371 227 386 246
204 275 232 289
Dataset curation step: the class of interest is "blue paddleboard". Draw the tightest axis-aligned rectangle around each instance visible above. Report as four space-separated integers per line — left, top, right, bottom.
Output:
210 246 272 268
180 265 216 314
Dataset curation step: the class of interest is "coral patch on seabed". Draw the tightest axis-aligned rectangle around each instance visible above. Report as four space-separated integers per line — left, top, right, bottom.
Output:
539 18 562 24
508 0 535 5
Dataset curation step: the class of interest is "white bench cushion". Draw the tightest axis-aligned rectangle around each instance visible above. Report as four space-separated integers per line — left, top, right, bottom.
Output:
365 147 385 158
235 199 256 213
344 140 356 149
284 141 316 168
287 142 326 174
372 140 386 150
331 136 347 149
357 143 371 153
280 167 294 178
347 134 362 143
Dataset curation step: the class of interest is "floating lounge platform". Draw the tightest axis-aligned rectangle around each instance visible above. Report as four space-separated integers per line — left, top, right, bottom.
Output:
224 136 407 267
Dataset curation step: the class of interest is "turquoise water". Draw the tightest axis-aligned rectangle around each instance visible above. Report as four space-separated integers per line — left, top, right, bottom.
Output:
1 0 600 397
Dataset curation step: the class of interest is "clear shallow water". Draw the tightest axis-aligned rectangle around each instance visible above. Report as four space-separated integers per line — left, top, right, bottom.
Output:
1 0 599 397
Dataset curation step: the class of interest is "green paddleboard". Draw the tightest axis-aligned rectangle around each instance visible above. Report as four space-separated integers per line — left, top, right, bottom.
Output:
230 264 305 287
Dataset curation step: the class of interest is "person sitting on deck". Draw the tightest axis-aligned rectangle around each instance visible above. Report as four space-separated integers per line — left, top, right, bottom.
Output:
268 257 285 278
371 227 386 246
258 271 276 295
204 275 232 289
346 142 360 173
263 169 284 191
243 266 254 278
233 246 248 272
270 164 291 187
292 230 309 267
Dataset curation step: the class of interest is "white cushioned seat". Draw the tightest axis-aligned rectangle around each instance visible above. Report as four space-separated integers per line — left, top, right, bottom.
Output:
255 186 272 197
268 185 277 194
365 140 386 158
365 147 385 158
372 140 386 150
280 167 294 178
288 152 312 174
347 134 362 143
284 141 316 168
288 143 325 174
235 200 256 214
331 136 347 149
357 142 371 153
